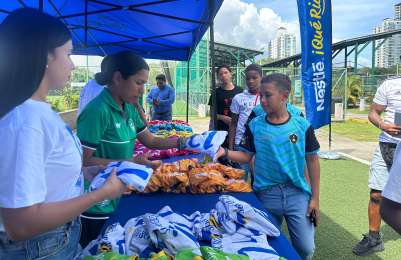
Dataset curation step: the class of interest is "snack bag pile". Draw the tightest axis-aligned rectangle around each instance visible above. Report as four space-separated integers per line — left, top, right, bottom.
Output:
142 158 252 194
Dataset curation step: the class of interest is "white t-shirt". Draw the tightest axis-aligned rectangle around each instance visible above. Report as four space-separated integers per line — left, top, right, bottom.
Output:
382 143 401 203
373 77 401 144
0 99 83 231
78 79 105 115
230 90 260 145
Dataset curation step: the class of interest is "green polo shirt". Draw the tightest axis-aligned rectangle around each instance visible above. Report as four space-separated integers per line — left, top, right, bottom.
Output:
77 89 146 214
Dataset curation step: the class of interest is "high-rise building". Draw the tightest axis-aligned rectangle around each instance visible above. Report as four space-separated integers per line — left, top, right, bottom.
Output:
267 27 296 60
374 4 401 68
395 3 401 20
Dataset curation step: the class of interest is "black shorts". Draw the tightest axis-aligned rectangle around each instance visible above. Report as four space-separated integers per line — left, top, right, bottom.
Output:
379 142 397 171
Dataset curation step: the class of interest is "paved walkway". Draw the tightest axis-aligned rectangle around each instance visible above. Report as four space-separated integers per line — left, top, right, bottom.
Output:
316 128 376 164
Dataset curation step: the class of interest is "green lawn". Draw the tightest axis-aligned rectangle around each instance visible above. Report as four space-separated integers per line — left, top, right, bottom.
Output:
321 119 380 142
294 158 401 259
346 108 369 115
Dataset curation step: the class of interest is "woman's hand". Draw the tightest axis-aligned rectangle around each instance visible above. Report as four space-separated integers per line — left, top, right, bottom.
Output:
132 153 151 165
83 165 105 182
132 153 162 170
149 160 162 170
99 169 127 200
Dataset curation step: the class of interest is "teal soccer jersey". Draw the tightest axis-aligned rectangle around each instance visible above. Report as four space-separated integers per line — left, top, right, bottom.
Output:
247 103 303 125
240 114 319 195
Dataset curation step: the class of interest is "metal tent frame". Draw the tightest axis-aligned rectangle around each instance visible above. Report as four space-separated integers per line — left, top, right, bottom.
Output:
0 0 224 123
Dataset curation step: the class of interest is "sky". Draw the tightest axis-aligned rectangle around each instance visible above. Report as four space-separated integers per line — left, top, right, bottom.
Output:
214 0 400 50
212 0 401 67
73 0 401 68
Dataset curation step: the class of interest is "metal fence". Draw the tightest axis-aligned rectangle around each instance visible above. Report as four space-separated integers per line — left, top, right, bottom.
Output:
53 63 400 118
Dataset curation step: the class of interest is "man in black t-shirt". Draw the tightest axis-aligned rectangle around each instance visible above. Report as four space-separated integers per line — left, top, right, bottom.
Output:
208 65 242 146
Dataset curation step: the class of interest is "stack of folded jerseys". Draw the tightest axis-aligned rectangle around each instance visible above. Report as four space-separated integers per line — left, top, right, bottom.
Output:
142 158 252 194
134 120 198 159
83 196 282 260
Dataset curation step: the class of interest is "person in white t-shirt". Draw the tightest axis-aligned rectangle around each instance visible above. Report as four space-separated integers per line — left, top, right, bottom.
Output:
0 8 126 259
228 64 262 151
353 76 401 256
78 79 105 115
77 56 112 116
381 142 401 235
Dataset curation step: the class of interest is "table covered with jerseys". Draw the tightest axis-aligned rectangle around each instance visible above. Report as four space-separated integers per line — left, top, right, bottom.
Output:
86 152 301 260
101 192 301 260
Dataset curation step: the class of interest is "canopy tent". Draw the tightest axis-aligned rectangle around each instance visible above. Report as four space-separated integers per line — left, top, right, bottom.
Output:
0 0 224 123
0 0 223 61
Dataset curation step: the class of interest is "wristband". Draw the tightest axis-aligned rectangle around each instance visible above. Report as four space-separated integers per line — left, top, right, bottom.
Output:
223 147 228 159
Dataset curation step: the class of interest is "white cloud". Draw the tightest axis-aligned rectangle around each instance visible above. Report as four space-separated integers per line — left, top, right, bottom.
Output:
214 0 300 53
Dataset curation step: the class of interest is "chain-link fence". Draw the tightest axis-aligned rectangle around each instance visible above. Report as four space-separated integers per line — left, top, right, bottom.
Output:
51 60 400 119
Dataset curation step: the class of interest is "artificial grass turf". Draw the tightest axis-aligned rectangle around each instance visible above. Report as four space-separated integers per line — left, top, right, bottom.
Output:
321 119 380 142
314 158 401 259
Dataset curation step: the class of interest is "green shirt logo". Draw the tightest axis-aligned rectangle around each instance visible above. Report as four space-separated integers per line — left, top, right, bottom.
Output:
128 118 135 131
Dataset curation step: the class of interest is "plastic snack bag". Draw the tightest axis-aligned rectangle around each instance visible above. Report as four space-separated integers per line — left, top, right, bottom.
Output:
83 252 137 260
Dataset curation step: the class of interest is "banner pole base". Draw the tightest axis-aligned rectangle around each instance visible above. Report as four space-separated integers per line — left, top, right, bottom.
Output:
318 150 342 160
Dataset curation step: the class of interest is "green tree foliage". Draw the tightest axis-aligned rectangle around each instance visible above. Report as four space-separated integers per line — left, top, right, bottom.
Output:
71 67 94 83
347 75 362 107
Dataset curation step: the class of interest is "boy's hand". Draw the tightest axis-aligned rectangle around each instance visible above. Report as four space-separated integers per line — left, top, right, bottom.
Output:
217 114 231 126
215 147 226 160
307 198 320 226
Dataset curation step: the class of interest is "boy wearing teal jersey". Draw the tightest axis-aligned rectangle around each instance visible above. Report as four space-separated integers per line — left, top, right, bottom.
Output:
247 102 303 124
216 74 320 260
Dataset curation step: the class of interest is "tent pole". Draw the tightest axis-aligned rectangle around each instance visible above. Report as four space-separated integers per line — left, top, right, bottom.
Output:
39 0 43 12
186 60 190 123
208 0 217 129
85 0 88 47
329 122 332 150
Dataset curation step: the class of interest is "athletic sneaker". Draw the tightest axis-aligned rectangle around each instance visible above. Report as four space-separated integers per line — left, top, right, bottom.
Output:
352 233 384 256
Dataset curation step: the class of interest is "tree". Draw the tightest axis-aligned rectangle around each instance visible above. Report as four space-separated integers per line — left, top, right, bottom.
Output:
71 67 94 83
347 75 362 107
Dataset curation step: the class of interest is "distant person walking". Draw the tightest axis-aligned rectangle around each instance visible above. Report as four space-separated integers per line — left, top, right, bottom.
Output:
146 74 175 121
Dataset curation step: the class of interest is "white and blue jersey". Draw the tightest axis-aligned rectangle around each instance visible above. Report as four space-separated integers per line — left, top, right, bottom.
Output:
240 114 319 195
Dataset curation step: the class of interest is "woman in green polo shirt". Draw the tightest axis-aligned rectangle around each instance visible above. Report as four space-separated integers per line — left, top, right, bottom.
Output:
77 51 186 246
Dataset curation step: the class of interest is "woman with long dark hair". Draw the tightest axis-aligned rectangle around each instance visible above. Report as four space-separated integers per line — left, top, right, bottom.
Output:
0 8 126 259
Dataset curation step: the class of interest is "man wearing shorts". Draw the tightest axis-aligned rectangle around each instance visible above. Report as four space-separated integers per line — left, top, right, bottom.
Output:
353 76 401 256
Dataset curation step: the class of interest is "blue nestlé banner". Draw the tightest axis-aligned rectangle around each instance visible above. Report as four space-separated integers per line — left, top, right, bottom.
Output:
297 0 332 129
